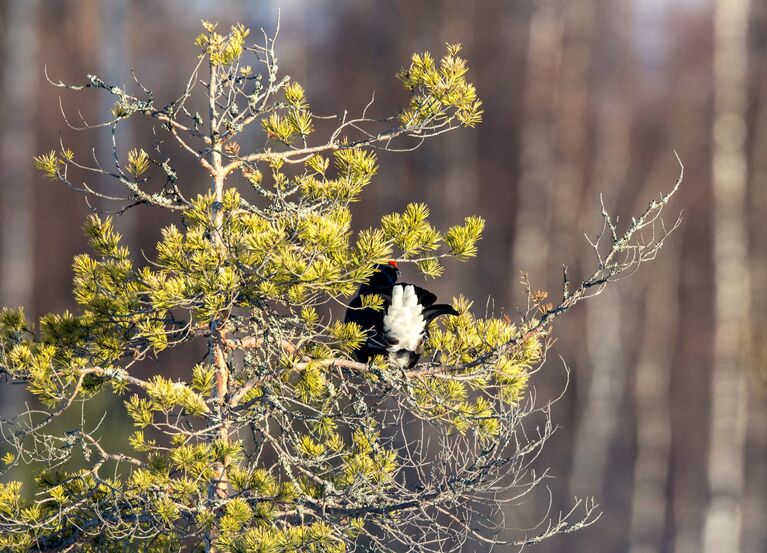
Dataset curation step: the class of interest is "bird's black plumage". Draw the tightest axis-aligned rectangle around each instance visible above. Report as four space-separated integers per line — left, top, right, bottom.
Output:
344 262 458 368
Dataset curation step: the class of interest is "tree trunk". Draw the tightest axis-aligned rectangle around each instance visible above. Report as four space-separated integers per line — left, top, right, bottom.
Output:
567 13 632 553
509 0 562 289
0 0 38 311
0 0 39 420
568 19 629 508
628 238 679 553
440 0 478 297
740 6 767 550
703 0 752 551
548 0 593 277
98 0 135 248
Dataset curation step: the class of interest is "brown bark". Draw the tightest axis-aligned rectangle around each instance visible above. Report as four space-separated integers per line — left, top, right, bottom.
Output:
703 0 752 551
548 0 593 274
0 0 39 420
0 0 38 310
741 7 767 550
98 0 136 248
440 0 478 297
509 0 563 289
628 239 679 553
568 20 629 506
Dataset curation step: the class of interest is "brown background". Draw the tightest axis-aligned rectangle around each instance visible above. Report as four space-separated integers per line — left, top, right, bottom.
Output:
0 1 765 552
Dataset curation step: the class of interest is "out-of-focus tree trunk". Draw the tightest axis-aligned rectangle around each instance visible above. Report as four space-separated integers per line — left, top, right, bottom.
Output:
635 66 709 553
567 10 634 553
508 4 564 532
703 0 751 551
663 47 713 553
741 8 767 550
628 237 679 553
0 0 39 419
548 0 593 274
440 1 477 297
509 0 562 289
568 15 628 509
98 0 135 247
0 0 38 312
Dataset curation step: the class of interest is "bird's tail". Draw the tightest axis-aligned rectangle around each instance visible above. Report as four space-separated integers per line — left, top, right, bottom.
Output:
423 304 459 324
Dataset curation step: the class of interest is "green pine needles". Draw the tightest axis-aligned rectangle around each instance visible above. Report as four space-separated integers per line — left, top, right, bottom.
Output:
1 19 681 552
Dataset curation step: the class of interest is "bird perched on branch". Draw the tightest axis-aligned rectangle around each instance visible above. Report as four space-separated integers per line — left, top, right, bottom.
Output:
345 261 458 368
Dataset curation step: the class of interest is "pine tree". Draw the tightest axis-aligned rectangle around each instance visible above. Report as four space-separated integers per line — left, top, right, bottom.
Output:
0 21 679 552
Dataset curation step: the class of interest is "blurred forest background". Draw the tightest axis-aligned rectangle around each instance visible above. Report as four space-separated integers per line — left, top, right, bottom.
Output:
0 0 765 552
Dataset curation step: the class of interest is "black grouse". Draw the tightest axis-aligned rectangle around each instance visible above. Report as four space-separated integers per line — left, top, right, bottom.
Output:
344 261 458 368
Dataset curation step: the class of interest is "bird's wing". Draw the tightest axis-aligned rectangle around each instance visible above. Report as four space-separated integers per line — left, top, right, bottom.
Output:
367 333 398 350
422 303 459 324
398 283 437 307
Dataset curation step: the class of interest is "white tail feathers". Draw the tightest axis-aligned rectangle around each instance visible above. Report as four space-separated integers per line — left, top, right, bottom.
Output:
383 285 425 352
